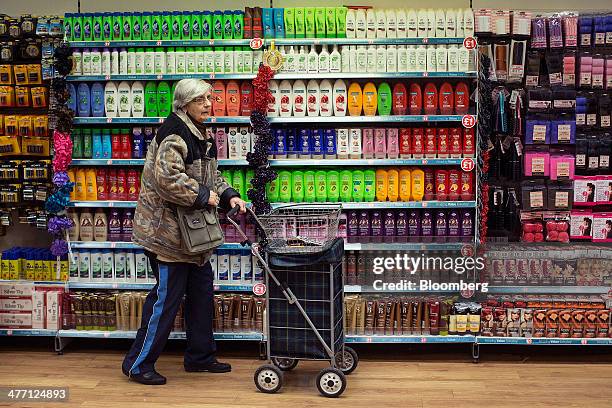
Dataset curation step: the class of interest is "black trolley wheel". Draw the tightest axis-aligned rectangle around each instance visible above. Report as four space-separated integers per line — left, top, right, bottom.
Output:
335 346 359 375
254 364 283 394
316 367 346 398
271 357 299 371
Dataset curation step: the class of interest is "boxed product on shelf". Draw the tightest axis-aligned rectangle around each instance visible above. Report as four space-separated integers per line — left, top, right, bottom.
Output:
212 294 265 333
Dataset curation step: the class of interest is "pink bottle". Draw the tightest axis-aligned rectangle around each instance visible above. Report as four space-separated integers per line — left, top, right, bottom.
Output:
374 128 387 159
216 128 228 159
362 128 375 159
386 128 399 159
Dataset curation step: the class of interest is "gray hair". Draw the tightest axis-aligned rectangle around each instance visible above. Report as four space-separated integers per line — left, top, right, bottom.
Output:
172 79 212 112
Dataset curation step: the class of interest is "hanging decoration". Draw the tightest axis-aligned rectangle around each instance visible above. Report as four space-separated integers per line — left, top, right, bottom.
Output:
477 52 494 244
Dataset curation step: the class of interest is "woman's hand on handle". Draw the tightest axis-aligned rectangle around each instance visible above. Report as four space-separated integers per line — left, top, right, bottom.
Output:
229 197 247 213
208 191 220 207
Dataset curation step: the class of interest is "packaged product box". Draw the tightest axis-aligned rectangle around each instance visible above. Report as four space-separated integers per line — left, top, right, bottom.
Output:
592 213 612 243
480 307 494 336
506 308 521 337
375 300 386 336
45 291 61 330
570 309 585 338
533 309 547 337
364 300 376 335
596 310 610 338
545 309 560 338
0 297 33 313
0 282 34 297
32 290 45 329
570 210 594 240
0 312 32 328
584 309 598 338
493 307 507 336
384 299 395 335
595 177 612 204
400 299 412 335
354 298 365 335
558 309 572 338
573 176 597 206
520 308 533 337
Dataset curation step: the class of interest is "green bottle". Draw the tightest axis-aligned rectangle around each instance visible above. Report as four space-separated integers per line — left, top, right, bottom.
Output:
266 178 279 202
102 13 113 40
336 7 347 38
315 8 326 38
93 13 103 41
327 171 339 202
315 171 327 202
142 12 152 40
339 170 353 202
83 13 93 41
191 12 201 40
233 10 244 39
364 170 376 202
284 8 295 38
72 14 83 41
171 11 181 39
161 12 171 40
64 14 74 41
181 12 191 40
292 171 304 203
202 11 212 39
294 8 305 38
213 11 224 39
304 171 316 203
325 8 336 38
72 128 83 158
232 170 246 199
82 129 93 159
111 13 121 40
377 82 392 116
245 169 254 201
304 8 315 38
157 82 172 117
132 12 142 40
171 81 177 98
145 82 158 117
223 11 233 39
122 12 132 40
151 13 161 40
278 171 292 203
352 170 365 202
222 170 233 186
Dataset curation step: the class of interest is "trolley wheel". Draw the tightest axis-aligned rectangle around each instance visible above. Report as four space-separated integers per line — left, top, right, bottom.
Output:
334 346 359 375
254 364 283 394
316 367 346 398
271 357 299 371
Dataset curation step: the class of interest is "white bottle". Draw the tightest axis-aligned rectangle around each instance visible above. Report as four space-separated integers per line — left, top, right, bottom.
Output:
117 81 131 118
395 8 408 38
436 45 448 72
72 50 82 75
426 46 437 72
101 49 111 75
197 50 206 73
386 9 396 38
463 8 475 37
224 48 234 73
111 49 119 75
446 10 457 38
278 80 293 117
91 251 103 282
416 45 427 71
407 9 418 38
386 45 397 72
165 49 175 74
186 48 197 74
330 45 341 73
366 9 376 39
376 9 387 38
435 9 446 38
468 49 477 72
104 81 118 118
426 9 436 38
336 129 349 158
346 9 357 39
292 80 307 117
135 48 145 75
456 9 465 38
267 80 279 117
120 49 128 74
127 49 136 75
306 79 320 117
285 46 296 73
204 48 214 73
227 128 240 159
376 46 387 73
356 9 367 39
82 48 91 75
366 45 376 73
350 46 358 72
447 45 459 71
277 47 285 73
459 47 470 72
144 48 155 74
154 49 166 74
397 45 408 72
318 45 330 73
307 46 318 73
417 9 428 38
297 46 307 74
407 45 417 72
356 46 367 73
319 79 333 117
214 48 224 73
126 251 136 282
131 81 145 117
175 48 186 74
253 50 264 69
243 49 253 73
90 48 102 75
341 46 350 73
349 129 362 159
333 79 347 117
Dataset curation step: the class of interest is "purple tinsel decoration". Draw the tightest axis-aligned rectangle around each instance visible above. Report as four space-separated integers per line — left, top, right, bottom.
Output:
53 171 71 186
48 216 74 236
51 239 69 257
247 109 276 216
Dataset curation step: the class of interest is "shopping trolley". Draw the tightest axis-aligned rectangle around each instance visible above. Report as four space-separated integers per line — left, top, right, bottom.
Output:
226 204 358 398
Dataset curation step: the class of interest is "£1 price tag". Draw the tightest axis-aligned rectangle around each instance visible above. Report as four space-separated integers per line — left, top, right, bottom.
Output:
249 38 263 50
461 158 475 172
463 37 477 50
462 114 476 128
253 283 266 296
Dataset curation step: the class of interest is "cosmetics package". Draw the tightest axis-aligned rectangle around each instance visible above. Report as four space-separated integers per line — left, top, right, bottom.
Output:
531 17 548 49
552 89 576 112
474 9 492 34
527 88 552 112
547 181 573 210
508 40 527 83
493 42 509 82
521 179 547 211
524 146 550 177
525 51 541 87
563 14 578 47
562 51 576 87
512 11 532 36
550 116 576 144
525 117 550 144
548 16 563 48
492 10 510 35
546 51 563 86
550 149 575 181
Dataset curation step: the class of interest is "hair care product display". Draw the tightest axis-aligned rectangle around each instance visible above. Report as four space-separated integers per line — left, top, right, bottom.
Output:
67 168 141 202
67 248 153 284
211 250 264 285
0 281 65 329
70 127 156 160
0 247 68 281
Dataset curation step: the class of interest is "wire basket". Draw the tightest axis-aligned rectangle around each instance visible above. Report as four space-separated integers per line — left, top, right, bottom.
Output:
257 204 342 254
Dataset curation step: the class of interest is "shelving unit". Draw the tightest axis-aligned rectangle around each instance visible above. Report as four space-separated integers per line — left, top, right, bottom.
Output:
345 335 476 343
68 241 247 250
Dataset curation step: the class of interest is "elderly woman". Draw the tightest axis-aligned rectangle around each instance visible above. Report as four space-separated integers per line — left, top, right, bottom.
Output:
122 79 246 385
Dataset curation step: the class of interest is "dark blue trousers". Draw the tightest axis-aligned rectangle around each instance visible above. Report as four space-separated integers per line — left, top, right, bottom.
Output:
122 255 216 375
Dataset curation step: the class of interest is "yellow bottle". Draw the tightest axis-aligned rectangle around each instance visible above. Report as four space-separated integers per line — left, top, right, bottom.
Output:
348 82 363 116
85 168 98 200
362 82 378 116
9 256 21 280
411 168 425 201
399 169 412 201
34 257 44 280
25 256 36 280
60 258 69 281
67 169 77 201
387 168 399 202
375 169 388 202
75 169 87 201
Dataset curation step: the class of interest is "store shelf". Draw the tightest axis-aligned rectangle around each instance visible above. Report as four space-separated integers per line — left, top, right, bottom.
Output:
67 281 255 291
71 159 146 166
67 201 137 208
66 71 476 82
57 329 263 341
73 117 250 125
0 329 58 337
343 242 470 251
487 286 611 294
345 335 475 343
69 241 248 250
476 336 612 346
68 37 468 48
343 284 462 293
0 280 67 285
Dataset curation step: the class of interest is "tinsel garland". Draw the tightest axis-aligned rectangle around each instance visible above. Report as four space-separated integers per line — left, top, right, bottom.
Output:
477 53 494 245
246 64 277 217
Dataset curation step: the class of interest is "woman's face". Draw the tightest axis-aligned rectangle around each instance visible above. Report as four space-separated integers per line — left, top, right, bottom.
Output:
185 89 212 123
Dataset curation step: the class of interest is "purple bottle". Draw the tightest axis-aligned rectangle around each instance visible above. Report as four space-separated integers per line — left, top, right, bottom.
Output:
407 210 421 242
421 210 433 242
108 209 122 242
447 210 460 239
461 210 474 240
395 210 408 243
121 210 134 242
337 212 347 239
347 211 359 243
370 211 383 243
358 211 371 243
299 128 311 158
383 211 396 242
434 210 448 243
143 127 155 156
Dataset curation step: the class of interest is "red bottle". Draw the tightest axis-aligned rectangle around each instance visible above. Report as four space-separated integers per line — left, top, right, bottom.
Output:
439 82 454 115
424 168 435 201
127 170 140 201
108 169 118 201
450 128 463 158
412 128 424 158
423 83 438 115
408 83 422 115
120 129 131 159
455 82 470 114
244 7 254 39
392 83 408 115
96 168 108 200
437 128 449 158
240 81 254 116
425 128 437 158
460 171 474 201
463 128 475 157
399 128 411 158
448 170 461 201
116 169 128 201
111 131 122 159
252 7 263 39
435 170 449 201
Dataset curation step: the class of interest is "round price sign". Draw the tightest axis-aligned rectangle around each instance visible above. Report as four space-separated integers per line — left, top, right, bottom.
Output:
461 244 475 257
463 37 477 50
253 283 267 296
461 288 475 298
462 114 477 128
461 158 475 172
250 38 264 50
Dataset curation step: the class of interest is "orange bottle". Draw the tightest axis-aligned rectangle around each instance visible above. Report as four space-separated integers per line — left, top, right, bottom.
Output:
399 169 411 201
212 81 226 117
85 168 98 201
74 169 87 201
375 169 388 202
362 82 377 116
387 168 399 202
411 168 425 201
67 169 77 201
225 80 241 116
347 82 363 116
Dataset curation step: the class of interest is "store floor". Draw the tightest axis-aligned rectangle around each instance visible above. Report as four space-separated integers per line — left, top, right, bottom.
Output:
2 341 612 407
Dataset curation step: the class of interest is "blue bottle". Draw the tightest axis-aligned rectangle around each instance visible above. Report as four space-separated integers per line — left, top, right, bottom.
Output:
92 129 103 159
286 127 297 157
132 127 145 159
143 127 155 155
274 8 285 38
90 82 105 117
274 128 286 158
324 128 336 158
263 8 275 38
311 128 324 157
299 128 311 157
67 83 77 112
77 83 91 117
102 129 112 159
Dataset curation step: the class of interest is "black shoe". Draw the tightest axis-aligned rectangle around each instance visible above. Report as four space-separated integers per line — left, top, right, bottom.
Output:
128 370 167 385
185 360 232 373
